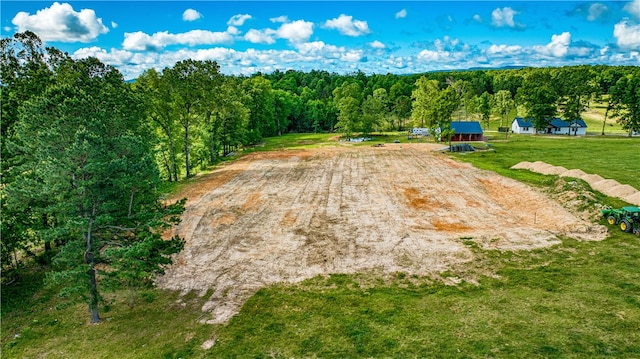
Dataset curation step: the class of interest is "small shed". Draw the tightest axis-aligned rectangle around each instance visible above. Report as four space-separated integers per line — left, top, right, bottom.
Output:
449 121 484 142
511 117 535 134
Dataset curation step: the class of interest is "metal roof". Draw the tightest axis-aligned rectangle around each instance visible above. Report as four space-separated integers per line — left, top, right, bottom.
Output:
449 121 483 134
513 117 533 127
513 117 588 128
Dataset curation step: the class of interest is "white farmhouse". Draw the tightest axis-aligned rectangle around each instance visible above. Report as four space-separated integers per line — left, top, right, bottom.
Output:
512 117 588 136
511 118 535 134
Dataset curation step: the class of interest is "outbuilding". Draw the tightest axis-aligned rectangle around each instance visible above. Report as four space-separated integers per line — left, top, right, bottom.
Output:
449 121 484 142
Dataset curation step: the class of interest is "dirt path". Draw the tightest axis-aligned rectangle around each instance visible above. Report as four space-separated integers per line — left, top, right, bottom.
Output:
157 145 606 324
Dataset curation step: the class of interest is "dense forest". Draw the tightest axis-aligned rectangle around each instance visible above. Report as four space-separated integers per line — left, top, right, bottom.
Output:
1 31 639 322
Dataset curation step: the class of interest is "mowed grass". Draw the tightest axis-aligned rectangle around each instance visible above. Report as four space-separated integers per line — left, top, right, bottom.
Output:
3 133 640 358
457 135 640 190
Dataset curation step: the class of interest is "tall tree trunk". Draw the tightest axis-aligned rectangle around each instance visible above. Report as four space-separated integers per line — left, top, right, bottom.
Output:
85 216 100 324
168 132 178 182
184 123 191 178
128 189 135 218
160 150 172 182
601 103 610 136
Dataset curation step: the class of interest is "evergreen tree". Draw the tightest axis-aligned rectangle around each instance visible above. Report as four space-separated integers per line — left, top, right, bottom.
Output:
7 57 184 323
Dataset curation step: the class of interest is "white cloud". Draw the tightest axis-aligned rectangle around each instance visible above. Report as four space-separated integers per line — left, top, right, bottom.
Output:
270 16 289 23
11 2 108 42
276 20 313 43
395 9 407 19
3 26 11 32
244 29 276 44
587 3 609 21
182 9 202 22
534 32 571 58
370 40 386 49
228 14 252 27
122 30 233 51
226 26 240 36
473 14 482 23
324 14 371 37
111 21 118 29
243 20 313 44
416 49 451 62
294 41 364 63
486 44 523 56
624 0 640 20
614 20 640 50
491 7 524 29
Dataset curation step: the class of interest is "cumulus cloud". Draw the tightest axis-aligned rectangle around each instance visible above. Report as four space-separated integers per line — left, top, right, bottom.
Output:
270 15 289 23
228 14 252 26
243 20 313 44
415 36 471 63
587 3 609 21
473 14 482 23
486 44 523 57
491 7 525 29
534 32 571 58
395 9 407 19
567 3 610 22
295 41 363 62
276 20 314 43
614 20 640 50
624 0 640 20
370 40 386 49
122 30 233 51
182 9 202 22
111 21 118 29
324 14 371 36
244 28 276 44
11 2 108 42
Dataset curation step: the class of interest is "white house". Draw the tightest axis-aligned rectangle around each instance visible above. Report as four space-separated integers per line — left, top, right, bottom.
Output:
512 117 588 135
544 118 588 135
511 118 535 134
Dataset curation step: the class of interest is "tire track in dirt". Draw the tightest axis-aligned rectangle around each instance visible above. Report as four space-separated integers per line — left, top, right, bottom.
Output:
156 145 606 324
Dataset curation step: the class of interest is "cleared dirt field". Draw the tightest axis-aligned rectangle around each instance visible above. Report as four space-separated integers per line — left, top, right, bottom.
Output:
157 144 606 324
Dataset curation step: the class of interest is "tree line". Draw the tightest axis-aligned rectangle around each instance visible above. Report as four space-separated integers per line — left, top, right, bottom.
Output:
1 31 639 322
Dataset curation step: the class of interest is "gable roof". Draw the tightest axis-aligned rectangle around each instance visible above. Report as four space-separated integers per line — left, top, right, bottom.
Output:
513 117 533 127
549 118 588 128
450 121 483 134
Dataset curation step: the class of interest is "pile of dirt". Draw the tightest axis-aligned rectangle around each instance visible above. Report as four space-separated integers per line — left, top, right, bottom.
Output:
158 146 608 325
511 161 640 206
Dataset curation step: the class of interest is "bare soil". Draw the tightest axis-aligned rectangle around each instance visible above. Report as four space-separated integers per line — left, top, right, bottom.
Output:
157 144 606 324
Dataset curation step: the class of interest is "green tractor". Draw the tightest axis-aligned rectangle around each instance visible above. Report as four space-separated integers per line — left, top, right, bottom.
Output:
601 206 640 236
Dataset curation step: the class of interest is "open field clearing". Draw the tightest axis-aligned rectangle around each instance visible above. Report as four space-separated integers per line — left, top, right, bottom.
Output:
158 144 606 324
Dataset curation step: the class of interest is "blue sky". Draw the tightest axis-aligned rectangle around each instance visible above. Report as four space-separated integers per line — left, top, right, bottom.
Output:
2 1 639 79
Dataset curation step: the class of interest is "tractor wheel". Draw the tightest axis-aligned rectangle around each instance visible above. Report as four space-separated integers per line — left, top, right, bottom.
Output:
634 227 640 237
620 219 632 233
607 216 617 225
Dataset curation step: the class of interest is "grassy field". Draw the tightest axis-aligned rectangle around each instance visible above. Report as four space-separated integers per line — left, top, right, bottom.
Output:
3 133 640 358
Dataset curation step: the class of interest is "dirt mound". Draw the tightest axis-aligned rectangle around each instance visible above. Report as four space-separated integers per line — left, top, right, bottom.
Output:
625 192 640 206
159 148 607 324
511 161 640 206
560 169 587 179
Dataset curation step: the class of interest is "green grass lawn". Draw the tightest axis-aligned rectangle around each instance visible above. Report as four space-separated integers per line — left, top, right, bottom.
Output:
3 132 640 358
457 135 640 190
